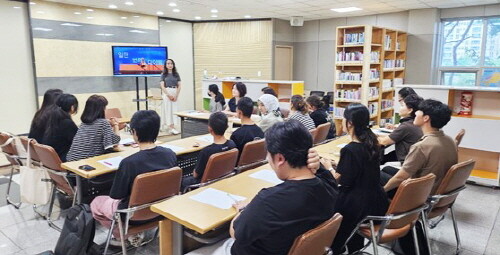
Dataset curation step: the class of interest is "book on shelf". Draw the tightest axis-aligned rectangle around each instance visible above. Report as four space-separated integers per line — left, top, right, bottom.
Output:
395 59 405 68
384 59 395 69
393 78 404 86
370 68 380 79
384 35 392 50
336 89 361 100
371 51 380 63
368 102 379 116
334 107 345 118
369 87 379 97
344 33 365 45
381 99 394 109
396 41 401 50
336 70 362 81
382 79 393 89
336 51 363 62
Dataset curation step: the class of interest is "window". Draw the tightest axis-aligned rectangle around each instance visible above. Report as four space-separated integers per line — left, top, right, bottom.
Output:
439 17 500 87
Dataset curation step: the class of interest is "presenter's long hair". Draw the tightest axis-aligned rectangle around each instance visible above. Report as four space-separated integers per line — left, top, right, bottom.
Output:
162 59 180 78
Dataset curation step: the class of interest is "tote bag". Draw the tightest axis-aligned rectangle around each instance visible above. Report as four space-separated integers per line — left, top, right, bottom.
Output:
20 139 52 205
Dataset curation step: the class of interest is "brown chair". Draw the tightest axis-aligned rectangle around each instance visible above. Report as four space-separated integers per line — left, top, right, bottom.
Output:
20 137 42 166
309 128 318 140
184 149 239 193
313 122 332 145
345 174 436 255
1 132 24 208
424 159 475 254
280 108 290 118
236 139 267 173
105 108 127 130
33 143 76 231
103 167 182 255
454 129 465 147
288 213 343 255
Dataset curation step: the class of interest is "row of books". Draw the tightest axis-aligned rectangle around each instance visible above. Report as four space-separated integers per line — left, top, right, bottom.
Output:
381 99 394 110
335 89 361 100
384 35 392 50
344 33 365 45
336 71 362 81
368 102 379 116
383 59 405 68
382 78 404 89
334 107 345 118
370 69 380 79
335 51 380 62
369 87 379 97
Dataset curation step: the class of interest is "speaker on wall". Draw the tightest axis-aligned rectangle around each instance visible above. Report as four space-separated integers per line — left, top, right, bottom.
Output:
290 16 304 26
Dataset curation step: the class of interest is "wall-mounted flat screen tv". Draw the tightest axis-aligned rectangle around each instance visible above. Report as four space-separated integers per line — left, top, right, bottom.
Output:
112 46 167 76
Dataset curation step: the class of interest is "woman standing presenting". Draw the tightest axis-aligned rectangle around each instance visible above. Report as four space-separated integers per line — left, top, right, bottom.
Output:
160 59 181 135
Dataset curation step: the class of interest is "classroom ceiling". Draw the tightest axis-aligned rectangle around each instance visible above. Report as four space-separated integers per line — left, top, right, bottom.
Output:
42 0 500 21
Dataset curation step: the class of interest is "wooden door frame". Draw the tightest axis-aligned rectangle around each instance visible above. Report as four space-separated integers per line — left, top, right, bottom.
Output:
274 45 294 80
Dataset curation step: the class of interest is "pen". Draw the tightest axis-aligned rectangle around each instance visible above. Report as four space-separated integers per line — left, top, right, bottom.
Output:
104 161 112 166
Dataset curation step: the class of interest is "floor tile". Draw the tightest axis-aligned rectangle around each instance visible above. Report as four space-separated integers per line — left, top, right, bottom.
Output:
484 211 500 255
0 218 61 250
0 203 40 229
0 231 22 254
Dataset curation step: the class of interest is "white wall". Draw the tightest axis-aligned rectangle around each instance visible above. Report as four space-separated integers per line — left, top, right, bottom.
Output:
159 19 195 111
0 1 37 135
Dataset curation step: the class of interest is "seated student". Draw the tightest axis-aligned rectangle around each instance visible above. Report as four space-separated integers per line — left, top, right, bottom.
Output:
42 94 79 162
378 94 423 164
208 84 226 113
261 87 278 97
224 82 247 117
386 87 418 130
257 94 283 132
91 110 177 246
29 89 63 143
182 112 237 190
187 120 337 255
288 95 316 130
320 103 389 254
230 97 264 159
381 99 457 196
67 95 121 161
306 95 335 139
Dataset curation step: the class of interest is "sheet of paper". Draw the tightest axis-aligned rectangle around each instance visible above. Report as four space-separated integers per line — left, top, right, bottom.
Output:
378 128 394 133
249 169 283 185
188 112 205 116
160 144 185 152
97 156 124 169
119 138 135 145
196 135 214 143
189 188 246 210
337 143 347 148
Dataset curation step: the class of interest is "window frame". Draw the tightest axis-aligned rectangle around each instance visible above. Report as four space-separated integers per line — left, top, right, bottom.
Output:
437 16 500 87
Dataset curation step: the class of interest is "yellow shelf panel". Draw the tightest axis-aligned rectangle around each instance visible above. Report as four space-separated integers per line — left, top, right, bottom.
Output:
470 169 498 180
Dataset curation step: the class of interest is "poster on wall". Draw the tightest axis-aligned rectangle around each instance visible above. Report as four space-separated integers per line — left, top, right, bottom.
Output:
480 68 500 87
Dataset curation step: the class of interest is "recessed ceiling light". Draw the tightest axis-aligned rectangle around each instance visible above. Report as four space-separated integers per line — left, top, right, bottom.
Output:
244 15 251 18
36 10 44 14
61 23 82 26
87 16 94 19
125 1 134 6
129 21 134 24
13 6 21 9
96 33 113 36
86 9 94 12
109 4 117 9
166 20 172 22
33 27 52 31
129 29 147 33
173 9 180 13
121 16 127 19
194 16 201 20
133 15 140 18
30 2 36 5
74 12 82 15
168 2 177 7
211 9 218 13
331 7 362 13
156 11 164 15
211 14 218 18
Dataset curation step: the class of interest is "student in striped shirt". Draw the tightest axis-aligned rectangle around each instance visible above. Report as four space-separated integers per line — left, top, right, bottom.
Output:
288 95 316 130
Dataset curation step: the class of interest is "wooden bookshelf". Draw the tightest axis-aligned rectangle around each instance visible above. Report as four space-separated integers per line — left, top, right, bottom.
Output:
334 25 407 134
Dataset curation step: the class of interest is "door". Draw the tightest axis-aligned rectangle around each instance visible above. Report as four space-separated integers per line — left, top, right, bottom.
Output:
275 45 293 80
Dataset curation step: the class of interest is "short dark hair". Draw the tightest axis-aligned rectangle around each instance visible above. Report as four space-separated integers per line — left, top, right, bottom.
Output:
265 120 312 168
56 94 79 114
261 87 277 97
418 99 452 129
233 82 247 97
81 95 108 124
403 94 423 118
130 110 160 143
208 112 228 136
398 87 417 99
237 97 254 117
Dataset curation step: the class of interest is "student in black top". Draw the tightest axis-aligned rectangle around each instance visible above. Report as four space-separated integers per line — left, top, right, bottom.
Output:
90 110 177 244
320 103 389 254
224 82 247 116
385 87 418 130
228 120 337 255
29 89 63 143
230 97 264 160
379 94 423 163
181 112 236 190
42 94 79 162
306 95 335 139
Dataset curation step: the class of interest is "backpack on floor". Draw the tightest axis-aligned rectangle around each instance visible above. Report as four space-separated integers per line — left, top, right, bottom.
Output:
54 204 96 255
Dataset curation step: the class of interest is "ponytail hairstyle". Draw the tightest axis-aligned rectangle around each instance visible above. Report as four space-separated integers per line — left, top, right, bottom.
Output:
208 84 226 106
344 103 380 161
44 94 78 138
306 95 325 111
291 95 308 114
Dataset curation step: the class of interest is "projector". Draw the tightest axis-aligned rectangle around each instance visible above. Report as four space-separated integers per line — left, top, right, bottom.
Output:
290 16 304 26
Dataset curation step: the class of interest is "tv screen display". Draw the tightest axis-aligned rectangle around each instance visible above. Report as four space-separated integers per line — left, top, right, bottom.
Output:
112 46 167 76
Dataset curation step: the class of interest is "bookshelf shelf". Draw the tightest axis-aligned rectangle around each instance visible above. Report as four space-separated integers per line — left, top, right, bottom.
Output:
337 44 364 48
335 80 363 85
381 107 394 113
335 98 361 103
383 88 395 93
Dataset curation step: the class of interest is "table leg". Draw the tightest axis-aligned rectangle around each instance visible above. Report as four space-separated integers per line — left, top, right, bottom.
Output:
159 219 183 255
75 175 82 204
180 117 185 138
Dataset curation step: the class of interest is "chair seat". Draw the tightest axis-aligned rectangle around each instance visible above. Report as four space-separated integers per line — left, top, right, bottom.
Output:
112 220 159 239
359 223 412 243
428 206 449 219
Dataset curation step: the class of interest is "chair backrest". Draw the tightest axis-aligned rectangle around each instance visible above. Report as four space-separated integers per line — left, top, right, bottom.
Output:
280 108 290 118
288 213 343 255
313 123 331 144
455 129 465 147
20 137 41 163
0 132 18 156
237 139 267 167
309 128 318 140
200 149 239 183
32 143 73 196
310 91 325 97
386 173 436 229
128 167 182 221
105 108 123 119
430 159 475 216
326 92 334 104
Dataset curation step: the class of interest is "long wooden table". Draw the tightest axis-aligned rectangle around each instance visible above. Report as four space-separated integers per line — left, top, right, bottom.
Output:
150 135 351 255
